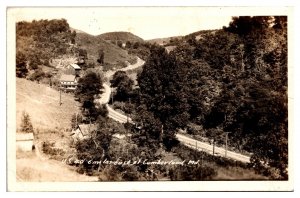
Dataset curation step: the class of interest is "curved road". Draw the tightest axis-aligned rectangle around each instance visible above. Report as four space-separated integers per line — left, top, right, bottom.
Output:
95 56 144 123
96 56 250 163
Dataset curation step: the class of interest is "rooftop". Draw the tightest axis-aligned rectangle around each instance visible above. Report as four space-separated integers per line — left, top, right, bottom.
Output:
16 133 34 141
60 74 76 82
78 124 97 136
70 63 81 70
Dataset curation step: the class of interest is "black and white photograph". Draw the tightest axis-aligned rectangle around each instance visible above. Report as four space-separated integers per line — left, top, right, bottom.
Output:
6 6 293 191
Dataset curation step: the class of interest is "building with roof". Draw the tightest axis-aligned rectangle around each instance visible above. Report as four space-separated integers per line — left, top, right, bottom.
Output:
16 132 35 152
60 74 78 91
71 124 97 141
64 63 81 76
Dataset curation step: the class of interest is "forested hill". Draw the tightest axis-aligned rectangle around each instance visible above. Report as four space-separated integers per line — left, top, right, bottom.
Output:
16 19 76 74
98 31 144 44
75 32 137 70
16 19 138 78
137 16 288 179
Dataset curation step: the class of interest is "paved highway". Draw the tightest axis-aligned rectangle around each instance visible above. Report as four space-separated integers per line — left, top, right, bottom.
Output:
176 133 250 163
95 56 144 123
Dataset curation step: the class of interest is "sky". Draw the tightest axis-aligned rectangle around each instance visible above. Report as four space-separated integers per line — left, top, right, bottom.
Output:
10 7 235 40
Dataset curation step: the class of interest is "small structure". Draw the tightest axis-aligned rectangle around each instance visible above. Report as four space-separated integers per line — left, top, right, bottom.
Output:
16 132 35 152
60 74 78 91
165 46 177 54
71 124 97 141
112 133 132 140
65 63 81 76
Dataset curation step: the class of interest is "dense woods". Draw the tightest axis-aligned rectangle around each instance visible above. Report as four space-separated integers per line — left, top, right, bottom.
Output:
136 16 288 179
16 19 77 78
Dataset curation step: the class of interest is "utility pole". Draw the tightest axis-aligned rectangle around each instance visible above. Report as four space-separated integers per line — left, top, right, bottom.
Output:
75 112 78 127
111 85 114 104
159 124 164 148
59 87 62 106
224 132 231 158
240 44 245 72
212 139 215 156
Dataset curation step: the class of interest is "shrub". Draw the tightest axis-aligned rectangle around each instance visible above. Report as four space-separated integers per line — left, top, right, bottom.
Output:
28 69 45 82
112 101 126 112
42 141 66 160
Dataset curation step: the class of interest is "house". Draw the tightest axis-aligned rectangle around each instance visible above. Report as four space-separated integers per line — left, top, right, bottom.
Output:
16 132 35 152
60 74 78 91
71 124 97 141
64 63 81 76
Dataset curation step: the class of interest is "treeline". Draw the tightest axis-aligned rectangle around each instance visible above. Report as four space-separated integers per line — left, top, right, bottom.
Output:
136 16 288 179
124 41 152 61
16 19 77 78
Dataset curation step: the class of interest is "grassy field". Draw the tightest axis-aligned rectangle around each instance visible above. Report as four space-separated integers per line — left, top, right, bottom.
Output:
15 78 100 181
16 78 80 131
16 149 98 182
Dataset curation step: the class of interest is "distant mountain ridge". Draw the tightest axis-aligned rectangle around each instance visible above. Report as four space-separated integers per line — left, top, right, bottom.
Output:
147 36 183 45
70 27 89 34
98 31 144 43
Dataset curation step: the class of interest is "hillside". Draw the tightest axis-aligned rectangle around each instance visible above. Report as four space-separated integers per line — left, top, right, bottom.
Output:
147 36 183 46
184 29 217 40
16 19 76 70
98 31 144 43
75 32 137 69
16 151 98 182
70 27 88 34
147 30 216 46
16 78 80 130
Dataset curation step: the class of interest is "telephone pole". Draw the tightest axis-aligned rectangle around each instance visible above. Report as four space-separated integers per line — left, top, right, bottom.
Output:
212 139 215 156
111 85 114 104
224 132 231 158
59 87 62 106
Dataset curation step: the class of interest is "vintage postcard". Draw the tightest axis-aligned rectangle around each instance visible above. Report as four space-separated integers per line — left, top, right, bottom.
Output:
7 6 294 191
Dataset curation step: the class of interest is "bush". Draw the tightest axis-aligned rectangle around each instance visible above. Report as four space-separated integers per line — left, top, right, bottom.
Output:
112 101 126 112
42 141 66 160
28 69 45 82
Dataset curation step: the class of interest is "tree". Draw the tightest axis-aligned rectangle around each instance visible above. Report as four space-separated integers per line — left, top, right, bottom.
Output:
110 71 134 101
75 71 103 121
97 49 105 64
71 30 76 44
225 16 272 36
132 105 162 150
137 45 189 150
75 126 112 174
16 51 28 78
71 113 83 129
125 41 132 48
78 48 87 64
20 111 34 133
28 69 45 82
117 40 123 48
218 16 288 179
